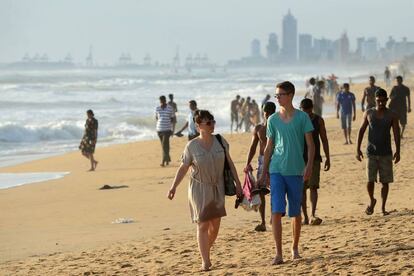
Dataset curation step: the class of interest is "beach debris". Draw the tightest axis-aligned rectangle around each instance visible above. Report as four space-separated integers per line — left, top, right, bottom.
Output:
163 227 170 231
120 263 133 269
99 184 128 190
112 218 134 224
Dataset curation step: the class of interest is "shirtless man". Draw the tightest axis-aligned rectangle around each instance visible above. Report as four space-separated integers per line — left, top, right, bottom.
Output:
230 95 241 132
245 101 276 232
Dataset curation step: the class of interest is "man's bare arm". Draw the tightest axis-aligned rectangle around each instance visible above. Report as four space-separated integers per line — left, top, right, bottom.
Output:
356 111 369 161
319 117 330 171
246 126 260 167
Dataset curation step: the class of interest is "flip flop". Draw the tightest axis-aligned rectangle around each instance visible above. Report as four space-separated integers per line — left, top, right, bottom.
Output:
254 224 266 232
365 199 377 215
310 217 323 225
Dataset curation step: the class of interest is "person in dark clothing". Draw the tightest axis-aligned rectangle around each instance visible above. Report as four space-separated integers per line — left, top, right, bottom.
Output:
356 89 401 216
389 76 411 138
79 109 99 171
300 99 331 225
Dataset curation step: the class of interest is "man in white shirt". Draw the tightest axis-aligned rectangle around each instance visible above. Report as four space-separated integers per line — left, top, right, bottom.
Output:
156 95 174 166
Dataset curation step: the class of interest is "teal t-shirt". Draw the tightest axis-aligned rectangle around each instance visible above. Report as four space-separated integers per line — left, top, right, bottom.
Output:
266 109 314 176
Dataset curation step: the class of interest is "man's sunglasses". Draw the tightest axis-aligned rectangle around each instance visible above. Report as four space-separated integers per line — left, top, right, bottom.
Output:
274 92 291 98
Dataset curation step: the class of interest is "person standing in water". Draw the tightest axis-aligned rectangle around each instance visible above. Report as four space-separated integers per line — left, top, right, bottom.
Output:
79 109 99 171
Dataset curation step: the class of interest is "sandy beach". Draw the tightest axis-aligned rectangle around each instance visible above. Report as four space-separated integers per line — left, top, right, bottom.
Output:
1 81 413 275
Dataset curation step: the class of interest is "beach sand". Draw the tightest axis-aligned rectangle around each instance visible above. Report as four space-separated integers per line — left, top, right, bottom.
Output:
1 81 413 275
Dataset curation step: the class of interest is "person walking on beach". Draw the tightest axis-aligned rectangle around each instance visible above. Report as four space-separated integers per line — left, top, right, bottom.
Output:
361 76 379 112
175 100 199 140
250 99 260 126
230 95 240 132
245 101 276 232
239 97 252 132
259 81 315 264
336 83 356 144
168 94 178 133
300 99 330 225
261 94 271 122
167 110 242 271
79 109 99 171
356 89 400 216
389 76 411 139
384 67 391 87
156 95 174 167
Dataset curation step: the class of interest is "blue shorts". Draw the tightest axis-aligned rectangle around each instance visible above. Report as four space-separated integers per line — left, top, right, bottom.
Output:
270 173 303 217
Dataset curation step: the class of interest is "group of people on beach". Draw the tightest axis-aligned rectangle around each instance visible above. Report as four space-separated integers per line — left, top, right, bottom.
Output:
230 95 264 133
78 73 410 271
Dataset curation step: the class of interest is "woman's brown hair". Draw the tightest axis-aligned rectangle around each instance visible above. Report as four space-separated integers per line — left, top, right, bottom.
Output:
194 110 214 124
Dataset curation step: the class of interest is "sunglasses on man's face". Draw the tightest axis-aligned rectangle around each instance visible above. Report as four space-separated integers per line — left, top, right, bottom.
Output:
199 120 216 126
274 92 291 98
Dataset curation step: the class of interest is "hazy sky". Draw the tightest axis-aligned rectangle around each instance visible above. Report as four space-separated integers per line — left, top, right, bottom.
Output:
1 0 413 64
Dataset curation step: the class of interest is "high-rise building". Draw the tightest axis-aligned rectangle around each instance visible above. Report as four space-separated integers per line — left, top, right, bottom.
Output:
299 34 313 62
281 9 298 62
251 39 262 58
337 32 350 63
266 33 279 63
361 37 378 61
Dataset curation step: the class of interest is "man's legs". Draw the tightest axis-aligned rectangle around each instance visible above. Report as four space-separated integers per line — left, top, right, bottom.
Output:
271 213 283 264
401 123 406 139
381 183 389 215
341 114 348 144
259 193 266 226
291 215 302 259
162 131 171 164
270 173 286 264
366 181 376 215
286 175 304 260
310 188 318 218
301 188 309 225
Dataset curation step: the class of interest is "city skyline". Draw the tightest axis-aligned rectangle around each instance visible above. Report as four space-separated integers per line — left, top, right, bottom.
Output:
1 0 414 64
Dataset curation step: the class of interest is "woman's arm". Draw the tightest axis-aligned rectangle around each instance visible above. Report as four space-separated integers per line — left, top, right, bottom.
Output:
167 163 190 200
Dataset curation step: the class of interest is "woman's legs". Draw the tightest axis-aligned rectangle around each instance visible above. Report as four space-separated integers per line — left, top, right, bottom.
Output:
197 221 211 270
208 218 221 248
197 218 221 270
89 153 98 171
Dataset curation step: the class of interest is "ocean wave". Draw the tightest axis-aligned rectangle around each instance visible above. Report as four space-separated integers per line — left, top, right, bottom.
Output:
0 122 83 143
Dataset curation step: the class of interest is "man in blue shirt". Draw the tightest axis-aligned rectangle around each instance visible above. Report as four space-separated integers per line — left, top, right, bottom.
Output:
259 81 315 265
175 100 199 140
336 83 356 144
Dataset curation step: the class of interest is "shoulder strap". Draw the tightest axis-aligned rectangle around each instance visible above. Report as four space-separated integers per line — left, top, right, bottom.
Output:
215 134 225 150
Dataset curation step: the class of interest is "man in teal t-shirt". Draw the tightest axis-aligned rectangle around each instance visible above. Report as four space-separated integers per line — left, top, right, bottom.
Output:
259 81 315 265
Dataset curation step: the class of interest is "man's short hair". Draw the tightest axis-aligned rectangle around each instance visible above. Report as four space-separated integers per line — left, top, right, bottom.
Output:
168 94 174 99
263 101 276 114
396 75 403 82
159 95 166 101
300 98 313 110
369 76 375 82
276 81 295 95
189 100 197 106
375 88 388 98
309 77 316 85
236 95 240 99
343 83 350 89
